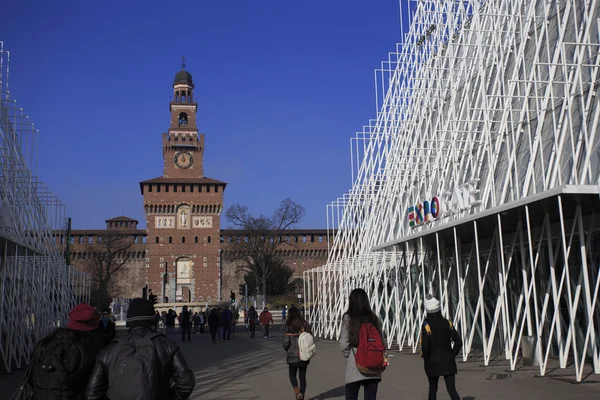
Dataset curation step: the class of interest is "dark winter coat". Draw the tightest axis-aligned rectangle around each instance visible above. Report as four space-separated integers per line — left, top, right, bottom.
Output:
207 311 220 328
98 318 116 347
86 326 195 400
180 310 192 328
283 321 312 367
166 312 176 327
247 309 258 324
420 313 463 377
27 328 102 400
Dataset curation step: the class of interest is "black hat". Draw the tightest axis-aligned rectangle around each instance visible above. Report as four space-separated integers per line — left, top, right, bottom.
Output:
126 298 156 324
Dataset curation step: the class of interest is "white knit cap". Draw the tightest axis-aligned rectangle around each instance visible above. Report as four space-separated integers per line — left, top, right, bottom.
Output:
424 294 441 313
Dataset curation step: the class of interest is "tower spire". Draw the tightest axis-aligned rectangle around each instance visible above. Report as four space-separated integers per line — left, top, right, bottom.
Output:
181 55 186 70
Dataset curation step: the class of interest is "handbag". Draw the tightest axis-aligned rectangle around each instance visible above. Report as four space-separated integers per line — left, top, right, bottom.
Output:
10 361 35 400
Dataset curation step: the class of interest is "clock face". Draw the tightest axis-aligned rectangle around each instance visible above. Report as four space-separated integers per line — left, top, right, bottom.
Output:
175 152 193 169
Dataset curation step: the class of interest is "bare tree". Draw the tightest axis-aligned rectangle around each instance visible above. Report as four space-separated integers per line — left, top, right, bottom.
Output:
226 198 305 304
85 233 134 310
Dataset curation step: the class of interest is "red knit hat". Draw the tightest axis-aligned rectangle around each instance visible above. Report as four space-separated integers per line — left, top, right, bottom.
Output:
67 303 99 331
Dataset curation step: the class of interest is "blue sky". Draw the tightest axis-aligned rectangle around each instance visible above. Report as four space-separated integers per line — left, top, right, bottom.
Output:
1 1 408 230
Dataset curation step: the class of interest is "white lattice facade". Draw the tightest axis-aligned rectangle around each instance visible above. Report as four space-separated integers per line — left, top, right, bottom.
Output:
0 42 90 372
305 0 600 381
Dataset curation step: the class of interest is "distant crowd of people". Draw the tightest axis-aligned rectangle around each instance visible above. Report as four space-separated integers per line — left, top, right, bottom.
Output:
156 304 277 343
12 290 462 400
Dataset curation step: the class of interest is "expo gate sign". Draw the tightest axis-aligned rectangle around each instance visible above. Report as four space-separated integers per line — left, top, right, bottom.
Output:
407 179 481 227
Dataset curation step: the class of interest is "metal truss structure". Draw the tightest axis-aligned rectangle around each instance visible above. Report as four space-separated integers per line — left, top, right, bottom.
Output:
305 0 600 382
0 42 90 372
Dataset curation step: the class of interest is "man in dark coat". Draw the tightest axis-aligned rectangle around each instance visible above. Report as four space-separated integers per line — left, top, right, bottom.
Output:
86 298 195 400
207 308 220 344
98 309 116 346
166 309 176 336
180 305 192 342
421 294 463 400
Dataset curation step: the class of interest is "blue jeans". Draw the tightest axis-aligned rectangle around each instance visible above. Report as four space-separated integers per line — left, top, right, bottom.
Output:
345 379 378 400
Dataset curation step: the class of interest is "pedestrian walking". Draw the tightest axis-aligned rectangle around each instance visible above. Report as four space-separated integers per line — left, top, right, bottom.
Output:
283 306 313 400
259 307 274 338
166 309 176 336
222 305 233 341
217 307 224 340
247 306 258 339
180 305 192 342
340 288 383 400
21 303 102 399
86 298 195 400
98 309 116 347
208 308 220 344
154 310 161 332
421 294 463 400
193 312 201 334
161 311 167 334
232 307 239 337
199 311 206 334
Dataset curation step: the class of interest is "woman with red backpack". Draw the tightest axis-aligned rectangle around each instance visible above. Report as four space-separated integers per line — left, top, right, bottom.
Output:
339 288 385 400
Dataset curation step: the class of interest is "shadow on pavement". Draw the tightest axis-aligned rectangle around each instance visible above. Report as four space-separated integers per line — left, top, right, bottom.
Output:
179 326 292 399
308 385 345 400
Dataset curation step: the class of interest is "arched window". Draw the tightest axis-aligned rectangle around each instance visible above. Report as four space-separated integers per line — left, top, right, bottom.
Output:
169 236 173 244
181 91 187 103
207 236 211 244
155 236 159 243
195 236 198 244
182 236 186 244
179 112 188 126
175 91 180 102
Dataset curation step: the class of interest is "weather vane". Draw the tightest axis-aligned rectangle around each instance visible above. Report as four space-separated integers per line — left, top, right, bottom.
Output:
181 55 186 70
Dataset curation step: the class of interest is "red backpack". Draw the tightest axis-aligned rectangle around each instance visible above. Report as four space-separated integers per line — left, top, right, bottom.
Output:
353 323 388 375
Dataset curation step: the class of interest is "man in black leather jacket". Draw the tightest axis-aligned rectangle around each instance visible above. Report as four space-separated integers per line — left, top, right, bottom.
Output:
86 298 195 400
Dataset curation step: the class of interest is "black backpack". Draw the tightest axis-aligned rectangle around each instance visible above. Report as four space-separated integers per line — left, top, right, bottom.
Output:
107 333 162 400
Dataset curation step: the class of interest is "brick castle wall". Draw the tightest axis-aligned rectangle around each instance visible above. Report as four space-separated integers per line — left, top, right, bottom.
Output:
61 228 333 301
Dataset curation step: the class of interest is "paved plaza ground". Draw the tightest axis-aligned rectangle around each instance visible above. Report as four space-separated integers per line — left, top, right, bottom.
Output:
2 324 600 399
182 325 600 399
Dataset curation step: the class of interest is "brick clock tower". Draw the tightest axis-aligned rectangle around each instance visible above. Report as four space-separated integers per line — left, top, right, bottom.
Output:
140 61 226 304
